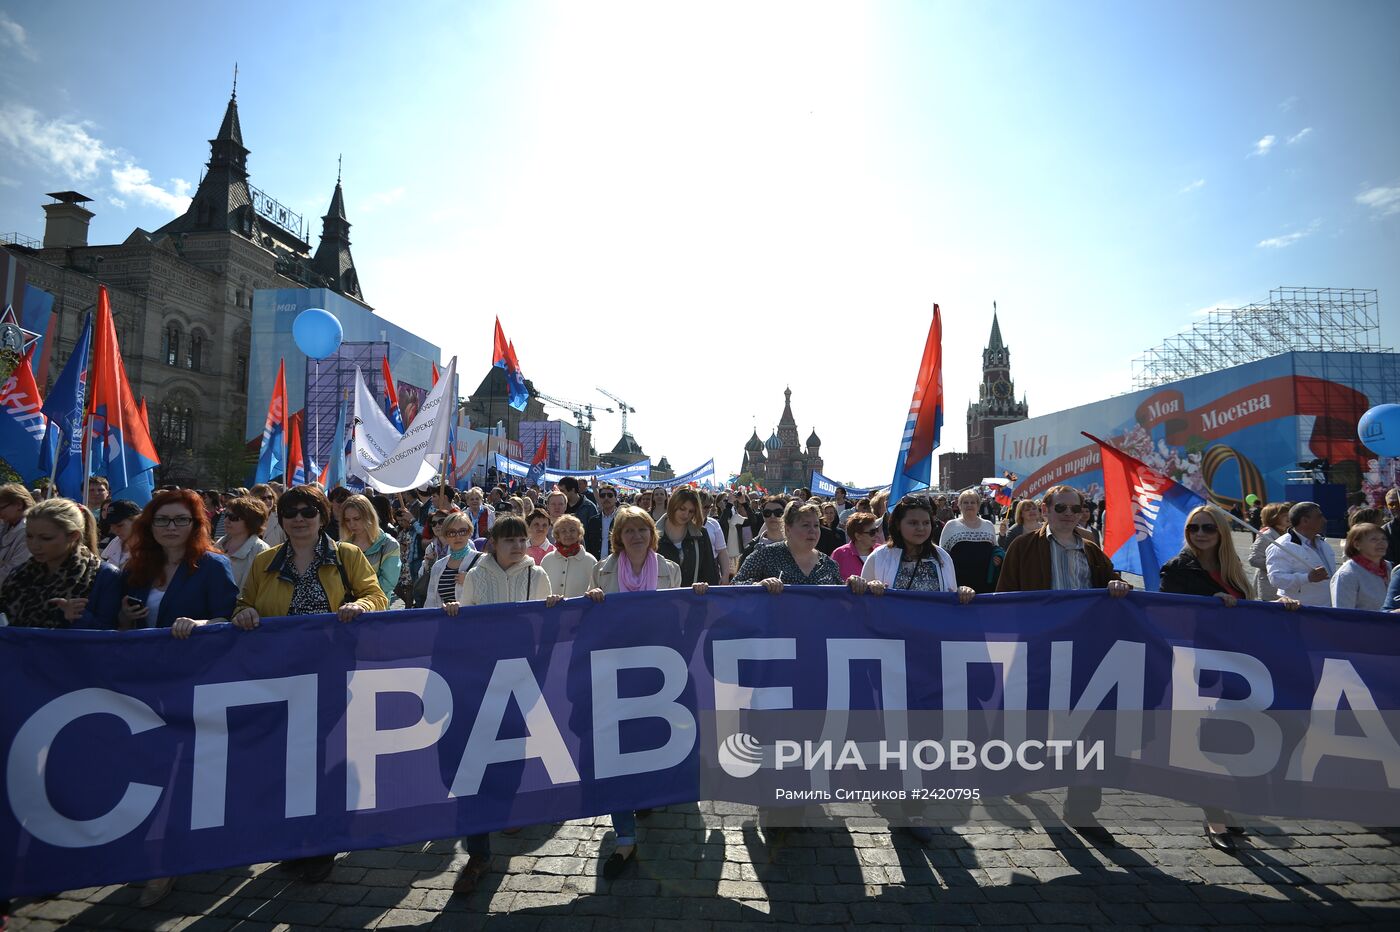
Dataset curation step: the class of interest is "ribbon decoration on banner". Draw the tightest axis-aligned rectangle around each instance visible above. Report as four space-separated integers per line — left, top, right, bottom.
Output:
809 470 887 499
4 589 1399 899
622 458 716 489
492 453 651 484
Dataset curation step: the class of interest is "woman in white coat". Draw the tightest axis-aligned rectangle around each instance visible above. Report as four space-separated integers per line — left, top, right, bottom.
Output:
862 495 976 602
541 514 598 598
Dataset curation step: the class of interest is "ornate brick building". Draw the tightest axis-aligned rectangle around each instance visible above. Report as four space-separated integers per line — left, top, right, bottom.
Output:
938 307 1029 490
742 387 824 491
1 89 366 487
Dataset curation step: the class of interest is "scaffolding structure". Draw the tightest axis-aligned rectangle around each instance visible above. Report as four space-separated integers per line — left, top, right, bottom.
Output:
1131 287 1387 390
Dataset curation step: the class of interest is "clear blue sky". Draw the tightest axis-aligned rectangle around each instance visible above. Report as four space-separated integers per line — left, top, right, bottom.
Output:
2 0 1396 485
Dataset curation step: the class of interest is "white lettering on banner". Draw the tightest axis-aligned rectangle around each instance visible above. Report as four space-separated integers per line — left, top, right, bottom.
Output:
346 669 454 811
1287 658 1400 786
591 647 696 780
712 638 796 711
6 689 165 848
10 634 1400 851
1048 640 1146 756
449 658 580 797
1169 646 1281 778
191 675 319 829
1200 393 1272 432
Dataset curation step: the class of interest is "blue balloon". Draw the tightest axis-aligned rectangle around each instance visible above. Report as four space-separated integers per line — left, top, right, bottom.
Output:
1359 404 1400 457
292 308 343 360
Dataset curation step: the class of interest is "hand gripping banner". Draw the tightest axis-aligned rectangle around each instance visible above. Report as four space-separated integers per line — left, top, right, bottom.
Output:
2 590 1398 897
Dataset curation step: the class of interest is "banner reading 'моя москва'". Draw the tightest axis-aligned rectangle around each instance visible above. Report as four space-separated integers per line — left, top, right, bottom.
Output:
2 589 1398 897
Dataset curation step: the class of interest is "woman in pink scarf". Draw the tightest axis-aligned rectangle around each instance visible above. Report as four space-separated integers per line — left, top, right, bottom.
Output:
585 505 708 880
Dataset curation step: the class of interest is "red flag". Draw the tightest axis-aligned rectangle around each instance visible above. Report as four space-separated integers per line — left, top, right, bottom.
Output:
492 317 510 367
286 410 306 484
380 356 404 429
89 285 159 489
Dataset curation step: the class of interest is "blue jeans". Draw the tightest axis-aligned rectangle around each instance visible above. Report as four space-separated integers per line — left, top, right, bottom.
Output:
611 811 636 846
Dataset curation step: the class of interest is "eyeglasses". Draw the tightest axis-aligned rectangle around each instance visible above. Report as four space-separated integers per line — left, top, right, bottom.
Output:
1050 503 1086 514
762 508 785 517
1185 523 1219 535
151 515 193 528
280 506 320 520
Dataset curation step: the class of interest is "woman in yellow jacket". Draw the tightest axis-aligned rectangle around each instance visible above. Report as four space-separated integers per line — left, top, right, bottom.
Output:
230 484 387 884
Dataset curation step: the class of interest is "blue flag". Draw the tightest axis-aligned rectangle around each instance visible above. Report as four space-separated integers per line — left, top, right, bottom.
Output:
889 306 943 503
0 350 55 484
39 311 92 500
323 396 348 490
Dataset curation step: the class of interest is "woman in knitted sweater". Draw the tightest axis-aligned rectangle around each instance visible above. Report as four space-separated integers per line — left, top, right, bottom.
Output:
441 515 562 896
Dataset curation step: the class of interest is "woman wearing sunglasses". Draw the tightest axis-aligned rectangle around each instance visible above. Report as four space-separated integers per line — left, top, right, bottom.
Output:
1159 503 1298 853
231 484 388 885
736 494 789 570
831 511 883 579
82 489 239 637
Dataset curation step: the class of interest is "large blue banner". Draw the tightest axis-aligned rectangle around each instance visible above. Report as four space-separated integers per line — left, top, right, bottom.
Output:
2 590 1398 898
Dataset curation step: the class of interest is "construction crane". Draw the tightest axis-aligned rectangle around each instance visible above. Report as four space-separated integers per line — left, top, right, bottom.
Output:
596 387 636 437
535 391 611 432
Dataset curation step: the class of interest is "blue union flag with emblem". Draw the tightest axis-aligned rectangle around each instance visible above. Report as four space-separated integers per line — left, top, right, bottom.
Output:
1086 432 1208 591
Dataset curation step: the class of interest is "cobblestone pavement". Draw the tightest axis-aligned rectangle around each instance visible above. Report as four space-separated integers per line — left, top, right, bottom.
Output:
11 793 1400 930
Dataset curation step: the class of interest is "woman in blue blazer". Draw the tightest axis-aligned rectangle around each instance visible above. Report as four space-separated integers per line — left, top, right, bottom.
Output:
83 488 238 635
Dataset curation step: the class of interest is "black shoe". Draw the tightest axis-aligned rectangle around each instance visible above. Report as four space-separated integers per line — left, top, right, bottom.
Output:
1075 824 1117 847
297 855 336 883
1205 823 1238 854
602 847 636 880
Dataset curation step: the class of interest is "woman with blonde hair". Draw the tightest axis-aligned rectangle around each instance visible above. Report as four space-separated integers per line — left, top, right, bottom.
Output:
541 513 596 597
586 505 708 879
340 493 402 600
657 487 720 587
1159 503 1298 853
0 497 116 628
1160 505 1255 607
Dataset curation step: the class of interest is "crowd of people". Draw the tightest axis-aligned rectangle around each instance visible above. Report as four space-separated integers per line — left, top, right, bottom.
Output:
1 472 1398 910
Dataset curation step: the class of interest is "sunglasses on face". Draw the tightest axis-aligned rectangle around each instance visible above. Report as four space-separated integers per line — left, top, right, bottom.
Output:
1050 503 1086 514
280 506 320 520
151 515 193 528
762 508 785 517
1185 523 1219 535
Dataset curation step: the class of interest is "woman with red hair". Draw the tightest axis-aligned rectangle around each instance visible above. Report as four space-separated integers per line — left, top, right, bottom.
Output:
82 488 239 638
